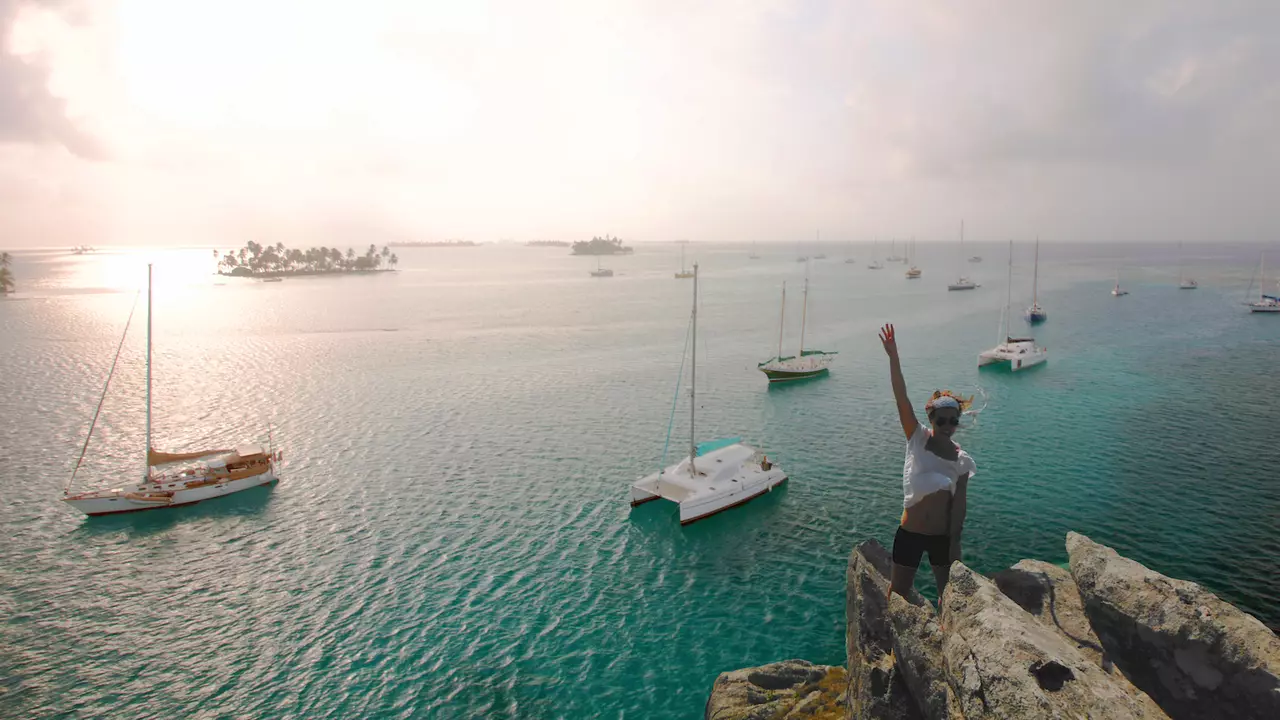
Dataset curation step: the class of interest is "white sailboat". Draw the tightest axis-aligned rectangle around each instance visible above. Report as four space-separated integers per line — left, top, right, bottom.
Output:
844 240 856 264
905 239 921 278
631 264 787 524
867 240 884 270
948 221 978 291
749 241 760 260
887 239 905 263
979 241 1048 372
757 272 837 382
1112 268 1129 296
1025 237 1046 323
63 264 280 516
1247 253 1280 313
1178 242 1197 289
590 257 613 277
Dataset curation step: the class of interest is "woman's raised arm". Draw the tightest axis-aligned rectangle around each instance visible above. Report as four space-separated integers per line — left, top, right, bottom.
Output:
879 323 919 439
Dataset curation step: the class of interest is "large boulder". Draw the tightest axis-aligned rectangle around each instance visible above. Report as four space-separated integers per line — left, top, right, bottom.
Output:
886 592 964 719
846 539 927 719
941 562 1169 719
704 660 847 720
1067 532 1280 719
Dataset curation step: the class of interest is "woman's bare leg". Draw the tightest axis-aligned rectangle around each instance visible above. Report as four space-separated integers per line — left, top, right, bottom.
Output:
889 563 918 600
931 564 950 602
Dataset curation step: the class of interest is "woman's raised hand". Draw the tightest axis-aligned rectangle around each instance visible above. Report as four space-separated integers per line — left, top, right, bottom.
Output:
879 323 898 358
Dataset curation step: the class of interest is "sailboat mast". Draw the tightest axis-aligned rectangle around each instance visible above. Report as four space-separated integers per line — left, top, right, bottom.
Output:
1003 241 1013 342
689 264 698 476
145 263 152 479
1032 237 1040 304
799 274 809 356
776 282 787 359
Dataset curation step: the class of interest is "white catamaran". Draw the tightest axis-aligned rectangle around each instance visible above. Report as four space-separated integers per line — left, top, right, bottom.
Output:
757 272 836 382
630 264 787 524
63 265 281 516
979 241 1048 372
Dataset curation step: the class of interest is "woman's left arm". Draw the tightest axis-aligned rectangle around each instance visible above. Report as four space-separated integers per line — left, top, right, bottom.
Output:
949 473 969 562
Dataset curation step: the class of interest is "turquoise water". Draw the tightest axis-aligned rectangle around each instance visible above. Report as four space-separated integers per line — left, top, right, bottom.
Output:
1 242 1278 719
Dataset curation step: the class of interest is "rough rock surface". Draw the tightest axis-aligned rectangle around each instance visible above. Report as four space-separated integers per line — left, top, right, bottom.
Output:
846 539 927 719
886 592 963 719
709 532 1280 720
704 660 847 720
992 559 1110 669
941 562 1169 719
1067 531 1280 720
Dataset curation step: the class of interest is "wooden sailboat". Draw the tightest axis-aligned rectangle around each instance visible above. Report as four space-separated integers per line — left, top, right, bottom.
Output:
630 264 788 524
63 265 280 516
1025 237 1046 323
905 239 922 278
757 271 836 382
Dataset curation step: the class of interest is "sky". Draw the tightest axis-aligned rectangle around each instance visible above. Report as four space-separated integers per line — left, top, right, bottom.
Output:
0 0 1277 248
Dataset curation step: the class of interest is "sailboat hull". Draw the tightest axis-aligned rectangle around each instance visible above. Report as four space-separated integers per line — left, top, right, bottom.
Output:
629 443 787 524
64 467 277 516
758 352 836 382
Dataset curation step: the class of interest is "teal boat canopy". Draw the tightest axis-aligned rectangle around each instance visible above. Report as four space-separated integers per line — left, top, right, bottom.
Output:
695 437 741 456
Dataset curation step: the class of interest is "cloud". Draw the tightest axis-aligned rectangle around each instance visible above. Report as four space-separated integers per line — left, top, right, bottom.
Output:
0 0 102 159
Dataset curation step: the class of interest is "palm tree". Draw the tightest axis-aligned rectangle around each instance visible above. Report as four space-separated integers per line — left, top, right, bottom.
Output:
381 246 390 259
3 251 13 267
389 253 398 269
0 267 13 294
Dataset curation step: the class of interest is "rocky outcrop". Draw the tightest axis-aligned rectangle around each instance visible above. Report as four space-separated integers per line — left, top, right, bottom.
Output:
992 560 1111 670
941 562 1168 718
704 660 847 720
708 532 1278 720
1067 532 1280 720
846 539 926 719
886 593 962 719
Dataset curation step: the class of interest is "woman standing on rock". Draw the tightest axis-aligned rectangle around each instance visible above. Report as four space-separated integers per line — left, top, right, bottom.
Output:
879 323 976 601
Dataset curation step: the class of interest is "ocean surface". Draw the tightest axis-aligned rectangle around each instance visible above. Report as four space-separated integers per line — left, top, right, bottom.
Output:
2 241 1278 719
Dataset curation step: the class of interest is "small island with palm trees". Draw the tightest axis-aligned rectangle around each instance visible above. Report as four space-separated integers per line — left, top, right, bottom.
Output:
1 252 14 295
571 236 633 255
216 242 399 278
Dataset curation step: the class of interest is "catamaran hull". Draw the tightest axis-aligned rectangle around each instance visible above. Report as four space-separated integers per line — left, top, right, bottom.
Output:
629 443 787 525
1250 305 1280 313
65 469 278 516
978 350 1048 371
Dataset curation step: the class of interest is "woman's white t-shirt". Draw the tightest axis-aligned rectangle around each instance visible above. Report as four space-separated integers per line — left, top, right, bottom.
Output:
902 423 976 508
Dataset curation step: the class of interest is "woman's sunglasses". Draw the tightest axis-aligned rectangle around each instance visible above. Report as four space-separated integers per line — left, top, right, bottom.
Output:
933 416 960 427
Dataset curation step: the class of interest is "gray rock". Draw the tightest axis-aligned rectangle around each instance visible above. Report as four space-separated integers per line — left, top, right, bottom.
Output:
887 592 964 719
1067 532 1280 720
847 539 927 719
992 559 1109 669
704 660 846 720
941 562 1169 719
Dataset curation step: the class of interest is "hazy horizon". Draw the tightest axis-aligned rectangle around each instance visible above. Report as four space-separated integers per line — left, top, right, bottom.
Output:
2 0 1278 249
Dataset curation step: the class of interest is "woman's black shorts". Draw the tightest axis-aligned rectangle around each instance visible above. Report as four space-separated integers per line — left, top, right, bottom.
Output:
893 526 952 568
